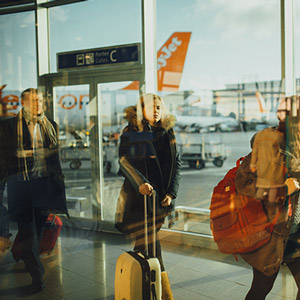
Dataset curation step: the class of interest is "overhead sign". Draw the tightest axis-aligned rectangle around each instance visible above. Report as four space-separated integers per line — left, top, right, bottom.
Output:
57 43 140 71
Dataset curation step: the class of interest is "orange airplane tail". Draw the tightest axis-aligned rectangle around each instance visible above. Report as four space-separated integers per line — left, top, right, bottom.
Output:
255 91 267 113
123 32 191 92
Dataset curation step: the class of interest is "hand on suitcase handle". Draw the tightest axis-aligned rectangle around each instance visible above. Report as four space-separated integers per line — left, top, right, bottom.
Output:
161 194 173 207
139 183 154 195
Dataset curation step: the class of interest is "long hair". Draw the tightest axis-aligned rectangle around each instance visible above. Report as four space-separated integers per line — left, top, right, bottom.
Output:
136 93 168 131
278 95 300 173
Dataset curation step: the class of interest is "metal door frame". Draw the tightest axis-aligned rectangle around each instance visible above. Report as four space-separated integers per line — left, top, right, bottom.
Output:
39 65 143 230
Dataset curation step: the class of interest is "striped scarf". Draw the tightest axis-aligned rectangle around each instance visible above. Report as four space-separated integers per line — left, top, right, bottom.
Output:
17 108 58 181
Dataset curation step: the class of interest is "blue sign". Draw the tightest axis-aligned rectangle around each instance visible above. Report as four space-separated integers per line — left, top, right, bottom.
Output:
57 43 140 70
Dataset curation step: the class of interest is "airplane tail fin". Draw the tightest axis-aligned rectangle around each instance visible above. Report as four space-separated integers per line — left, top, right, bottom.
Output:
255 91 267 113
123 32 191 92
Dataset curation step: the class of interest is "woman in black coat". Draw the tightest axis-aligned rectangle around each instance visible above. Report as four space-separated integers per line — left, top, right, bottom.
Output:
116 93 181 300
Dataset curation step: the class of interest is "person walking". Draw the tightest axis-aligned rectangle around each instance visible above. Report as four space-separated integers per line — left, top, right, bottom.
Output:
115 93 181 300
235 96 300 300
0 88 68 293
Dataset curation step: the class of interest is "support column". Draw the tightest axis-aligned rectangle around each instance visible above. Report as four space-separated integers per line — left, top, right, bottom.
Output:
142 0 157 94
35 1 50 78
281 0 296 99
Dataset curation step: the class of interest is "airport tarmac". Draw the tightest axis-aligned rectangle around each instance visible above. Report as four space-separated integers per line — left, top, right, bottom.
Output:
61 130 256 233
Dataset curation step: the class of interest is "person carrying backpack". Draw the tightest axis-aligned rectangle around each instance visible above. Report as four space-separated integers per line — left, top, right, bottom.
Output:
235 96 300 300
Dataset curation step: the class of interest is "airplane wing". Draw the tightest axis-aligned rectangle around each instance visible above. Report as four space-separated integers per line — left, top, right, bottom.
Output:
174 114 238 130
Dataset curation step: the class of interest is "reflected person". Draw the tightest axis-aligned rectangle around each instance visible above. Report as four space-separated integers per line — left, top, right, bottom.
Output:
0 88 68 293
235 96 300 300
116 93 181 300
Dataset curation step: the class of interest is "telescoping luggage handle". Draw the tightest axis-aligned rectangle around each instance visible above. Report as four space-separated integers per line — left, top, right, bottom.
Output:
144 191 156 258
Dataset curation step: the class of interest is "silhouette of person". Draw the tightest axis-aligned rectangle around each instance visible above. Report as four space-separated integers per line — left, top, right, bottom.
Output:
116 93 181 300
0 88 68 293
235 96 300 300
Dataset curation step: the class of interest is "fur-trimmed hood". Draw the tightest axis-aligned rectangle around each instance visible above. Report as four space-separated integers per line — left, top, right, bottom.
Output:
123 105 176 131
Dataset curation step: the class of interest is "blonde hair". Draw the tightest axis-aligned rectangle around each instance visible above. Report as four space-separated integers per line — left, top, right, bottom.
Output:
136 93 168 131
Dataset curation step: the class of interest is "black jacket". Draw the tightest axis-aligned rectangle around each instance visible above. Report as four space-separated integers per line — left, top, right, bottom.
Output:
115 106 181 233
0 116 68 218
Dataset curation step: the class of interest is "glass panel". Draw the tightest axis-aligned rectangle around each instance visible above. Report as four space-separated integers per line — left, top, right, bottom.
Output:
296 0 300 94
97 82 139 222
53 84 100 219
0 11 37 117
157 0 281 234
49 0 142 73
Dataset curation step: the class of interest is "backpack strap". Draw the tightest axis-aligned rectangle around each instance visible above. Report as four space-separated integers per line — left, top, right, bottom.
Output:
236 157 245 168
267 202 285 233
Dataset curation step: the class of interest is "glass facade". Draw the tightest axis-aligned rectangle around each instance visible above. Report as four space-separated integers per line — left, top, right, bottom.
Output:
2 2 300 299
98 82 139 222
296 0 300 93
0 11 37 102
0 0 299 233
0 0 297 239
49 0 142 73
157 0 281 234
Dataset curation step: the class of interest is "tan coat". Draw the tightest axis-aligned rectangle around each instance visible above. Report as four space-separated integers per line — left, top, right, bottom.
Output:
250 128 286 188
235 128 299 276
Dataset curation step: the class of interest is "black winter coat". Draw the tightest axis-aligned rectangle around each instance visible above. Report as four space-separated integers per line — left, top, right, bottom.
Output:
0 116 68 219
115 107 181 234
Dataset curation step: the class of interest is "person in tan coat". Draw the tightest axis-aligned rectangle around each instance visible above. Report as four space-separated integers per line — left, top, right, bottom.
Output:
235 96 300 300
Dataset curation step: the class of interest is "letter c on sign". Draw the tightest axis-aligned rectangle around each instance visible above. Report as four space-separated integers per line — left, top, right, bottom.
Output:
110 50 117 62
59 94 77 110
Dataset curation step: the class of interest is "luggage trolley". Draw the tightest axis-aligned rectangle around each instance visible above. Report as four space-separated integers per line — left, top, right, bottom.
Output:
177 133 226 169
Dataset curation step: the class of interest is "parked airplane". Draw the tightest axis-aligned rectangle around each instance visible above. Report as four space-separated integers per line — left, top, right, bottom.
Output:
255 91 279 126
240 91 282 131
174 113 239 132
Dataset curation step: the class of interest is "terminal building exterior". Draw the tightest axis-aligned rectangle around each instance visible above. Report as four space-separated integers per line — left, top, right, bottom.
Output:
213 79 300 130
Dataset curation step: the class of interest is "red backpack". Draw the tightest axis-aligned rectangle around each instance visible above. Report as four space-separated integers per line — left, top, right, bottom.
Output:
210 158 280 254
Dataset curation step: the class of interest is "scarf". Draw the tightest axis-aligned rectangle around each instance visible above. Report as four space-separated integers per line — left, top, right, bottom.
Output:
17 108 58 181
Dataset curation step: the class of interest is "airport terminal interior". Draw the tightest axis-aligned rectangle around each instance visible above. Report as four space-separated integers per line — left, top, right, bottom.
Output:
1 0 300 299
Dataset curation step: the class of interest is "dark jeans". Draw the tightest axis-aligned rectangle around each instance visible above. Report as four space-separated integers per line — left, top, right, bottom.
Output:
245 258 300 300
15 205 47 284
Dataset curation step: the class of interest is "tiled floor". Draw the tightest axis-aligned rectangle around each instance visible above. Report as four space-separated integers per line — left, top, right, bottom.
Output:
0 226 298 300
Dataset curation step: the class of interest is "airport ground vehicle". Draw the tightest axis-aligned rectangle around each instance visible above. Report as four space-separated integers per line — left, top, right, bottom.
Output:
176 133 226 169
60 137 119 174
60 146 90 170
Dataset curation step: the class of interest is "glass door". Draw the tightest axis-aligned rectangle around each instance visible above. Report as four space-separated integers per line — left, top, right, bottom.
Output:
52 83 101 221
41 67 142 230
97 82 139 223
45 74 139 230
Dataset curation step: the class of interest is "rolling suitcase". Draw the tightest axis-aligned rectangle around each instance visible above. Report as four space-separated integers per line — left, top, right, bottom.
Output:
115 191 162 300
39 213 62 254
11 214 62 261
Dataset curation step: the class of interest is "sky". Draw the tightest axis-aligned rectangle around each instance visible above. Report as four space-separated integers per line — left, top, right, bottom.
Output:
0 0 300 94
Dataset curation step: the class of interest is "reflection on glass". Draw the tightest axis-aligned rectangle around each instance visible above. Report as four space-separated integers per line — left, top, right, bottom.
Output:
157 0 281 235
98 82 139 222
49 0 141 73
53 85 96 219
0 11 37 91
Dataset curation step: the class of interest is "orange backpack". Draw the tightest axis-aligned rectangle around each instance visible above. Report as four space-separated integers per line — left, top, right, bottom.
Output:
210 158 280 254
